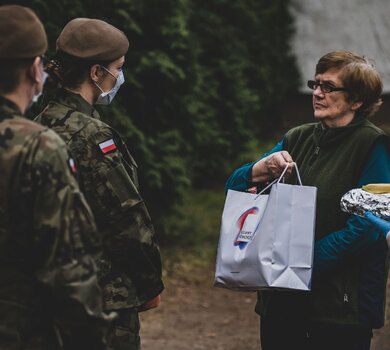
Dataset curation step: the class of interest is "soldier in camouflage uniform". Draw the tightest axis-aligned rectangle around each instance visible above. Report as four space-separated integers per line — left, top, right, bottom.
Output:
35 18 164 350
0 5 113 350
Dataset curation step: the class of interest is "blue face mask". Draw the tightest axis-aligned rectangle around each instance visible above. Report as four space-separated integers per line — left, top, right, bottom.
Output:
94 66 125 105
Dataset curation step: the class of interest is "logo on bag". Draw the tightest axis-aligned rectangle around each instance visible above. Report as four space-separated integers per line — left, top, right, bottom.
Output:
234 207 261 249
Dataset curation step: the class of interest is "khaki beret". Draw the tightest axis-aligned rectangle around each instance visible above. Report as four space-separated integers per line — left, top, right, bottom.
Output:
0 5 47 59
57 18 129 61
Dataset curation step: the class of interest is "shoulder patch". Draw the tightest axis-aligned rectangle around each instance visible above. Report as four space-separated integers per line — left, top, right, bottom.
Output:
99 138 117 154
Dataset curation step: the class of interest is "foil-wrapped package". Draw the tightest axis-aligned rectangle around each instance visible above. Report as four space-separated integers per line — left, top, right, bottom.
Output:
340 188 390 219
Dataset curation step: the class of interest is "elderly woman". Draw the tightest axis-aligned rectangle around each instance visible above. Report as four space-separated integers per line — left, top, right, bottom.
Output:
35 18 164 350
225 51 390 350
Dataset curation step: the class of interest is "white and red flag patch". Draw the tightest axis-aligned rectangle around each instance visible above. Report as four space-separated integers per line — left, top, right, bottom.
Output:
69 158 77 173
99 139 117 154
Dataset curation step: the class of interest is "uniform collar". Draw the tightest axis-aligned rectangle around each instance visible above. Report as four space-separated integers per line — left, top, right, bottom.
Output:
0 95 22 120
56 88 101 120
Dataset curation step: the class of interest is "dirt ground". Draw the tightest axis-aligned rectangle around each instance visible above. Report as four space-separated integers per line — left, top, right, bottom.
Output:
140 260 390 350
140 263 261 350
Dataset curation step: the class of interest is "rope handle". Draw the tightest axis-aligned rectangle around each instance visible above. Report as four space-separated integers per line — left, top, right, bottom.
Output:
277 162 302 185
255 162 302 199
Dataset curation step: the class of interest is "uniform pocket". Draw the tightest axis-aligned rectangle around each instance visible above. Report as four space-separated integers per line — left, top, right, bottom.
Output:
106 163 142 208
72 190 101 254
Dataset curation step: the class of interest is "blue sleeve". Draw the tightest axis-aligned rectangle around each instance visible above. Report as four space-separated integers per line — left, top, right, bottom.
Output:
314 215 384 274
356 139 390 186
314 139 390 274
224 138 285 193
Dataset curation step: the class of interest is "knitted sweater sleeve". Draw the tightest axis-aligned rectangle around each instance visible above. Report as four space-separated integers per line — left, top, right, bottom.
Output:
314 139 390 274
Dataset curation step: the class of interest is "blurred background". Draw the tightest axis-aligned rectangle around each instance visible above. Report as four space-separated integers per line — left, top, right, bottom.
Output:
7 0 390 348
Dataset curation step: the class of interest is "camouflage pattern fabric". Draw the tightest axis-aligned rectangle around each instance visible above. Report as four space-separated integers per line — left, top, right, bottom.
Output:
35 89 164 312
108 309 140 350
0 96 112 349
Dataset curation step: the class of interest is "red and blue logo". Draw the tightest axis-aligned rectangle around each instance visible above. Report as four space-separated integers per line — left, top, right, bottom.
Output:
234 206 260 250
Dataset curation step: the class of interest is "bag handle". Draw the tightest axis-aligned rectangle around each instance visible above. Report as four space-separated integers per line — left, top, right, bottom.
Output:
255 162 302 199
278 162 302 185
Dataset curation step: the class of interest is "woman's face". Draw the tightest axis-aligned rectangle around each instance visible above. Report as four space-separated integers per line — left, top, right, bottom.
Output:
98 56 125 92
312 68 361 128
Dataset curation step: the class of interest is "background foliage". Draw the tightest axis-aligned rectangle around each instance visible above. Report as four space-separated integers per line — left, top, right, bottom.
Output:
13 0 300 242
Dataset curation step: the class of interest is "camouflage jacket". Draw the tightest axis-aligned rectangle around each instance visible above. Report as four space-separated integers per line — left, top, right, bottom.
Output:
0 96 112 349
36 89 164 311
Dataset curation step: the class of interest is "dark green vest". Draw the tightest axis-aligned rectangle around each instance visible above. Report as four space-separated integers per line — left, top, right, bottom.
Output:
286 118 385 241
256 118 387 325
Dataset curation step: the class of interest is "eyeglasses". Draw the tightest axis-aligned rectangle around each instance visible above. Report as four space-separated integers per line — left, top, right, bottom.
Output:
307 80 348 93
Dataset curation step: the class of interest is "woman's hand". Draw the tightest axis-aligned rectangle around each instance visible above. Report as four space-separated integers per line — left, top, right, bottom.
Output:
251 151 294 183
365 211 390 248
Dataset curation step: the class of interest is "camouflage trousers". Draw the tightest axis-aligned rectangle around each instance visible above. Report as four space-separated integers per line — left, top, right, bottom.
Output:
108 309 140 350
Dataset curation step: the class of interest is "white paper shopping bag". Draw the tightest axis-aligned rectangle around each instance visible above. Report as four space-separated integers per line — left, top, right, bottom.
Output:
214 163 317 291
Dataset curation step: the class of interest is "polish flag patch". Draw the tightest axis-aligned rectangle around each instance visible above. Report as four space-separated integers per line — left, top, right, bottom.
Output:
69 158 77 173
99 139 117 154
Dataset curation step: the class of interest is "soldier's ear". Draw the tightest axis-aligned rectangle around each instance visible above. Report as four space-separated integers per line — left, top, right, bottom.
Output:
90 64 104 83
28 56 42 85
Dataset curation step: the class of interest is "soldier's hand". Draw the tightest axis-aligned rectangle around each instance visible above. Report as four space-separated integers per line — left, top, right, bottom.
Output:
138 294 161 312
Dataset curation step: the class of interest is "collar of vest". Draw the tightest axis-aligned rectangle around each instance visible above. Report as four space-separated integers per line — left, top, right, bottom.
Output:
313 113 367 148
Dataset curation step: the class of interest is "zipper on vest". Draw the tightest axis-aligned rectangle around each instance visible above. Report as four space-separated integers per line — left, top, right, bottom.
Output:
309 124 327 165
343 293 349 303
342 292 350 315
309 146 320 165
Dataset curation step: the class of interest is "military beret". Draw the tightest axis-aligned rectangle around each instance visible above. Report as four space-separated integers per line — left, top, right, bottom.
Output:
0 5 47 59
57 18 129 61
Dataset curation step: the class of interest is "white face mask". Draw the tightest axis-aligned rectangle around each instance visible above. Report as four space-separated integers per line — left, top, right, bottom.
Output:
94 66 125 105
